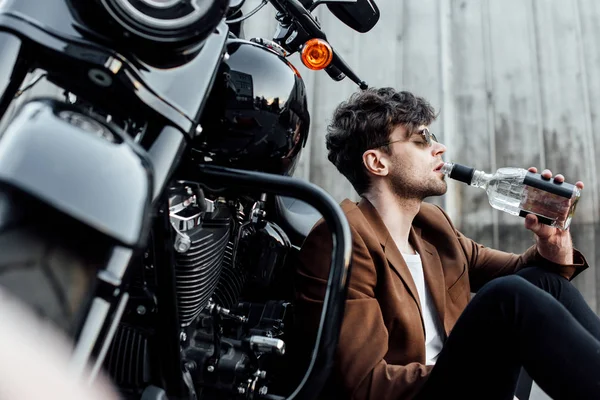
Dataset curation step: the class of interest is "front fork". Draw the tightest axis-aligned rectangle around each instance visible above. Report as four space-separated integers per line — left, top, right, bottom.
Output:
69 246 134 384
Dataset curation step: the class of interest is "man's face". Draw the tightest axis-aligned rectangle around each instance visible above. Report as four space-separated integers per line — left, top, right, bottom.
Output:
385 124 448 200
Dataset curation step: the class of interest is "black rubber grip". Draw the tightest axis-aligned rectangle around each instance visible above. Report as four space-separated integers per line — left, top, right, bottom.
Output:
449 163 475 184
523 172 576 199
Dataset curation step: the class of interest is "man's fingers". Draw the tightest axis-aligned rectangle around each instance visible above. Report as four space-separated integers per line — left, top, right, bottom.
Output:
527 166 583 190
524 214 539 232
541 169 552 179
553 174 565 183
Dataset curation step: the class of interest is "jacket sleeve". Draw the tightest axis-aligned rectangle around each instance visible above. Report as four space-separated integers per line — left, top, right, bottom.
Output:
294 219 432 400
434 206 589 292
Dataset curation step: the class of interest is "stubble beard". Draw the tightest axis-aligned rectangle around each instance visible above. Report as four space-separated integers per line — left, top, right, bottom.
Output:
389 165 448 201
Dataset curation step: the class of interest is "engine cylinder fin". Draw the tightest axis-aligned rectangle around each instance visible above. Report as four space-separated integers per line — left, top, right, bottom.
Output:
174 216 231 326
104 325 150 389
211 240 247 310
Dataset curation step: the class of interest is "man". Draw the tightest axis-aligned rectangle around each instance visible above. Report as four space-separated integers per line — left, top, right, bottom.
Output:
293 88 600 400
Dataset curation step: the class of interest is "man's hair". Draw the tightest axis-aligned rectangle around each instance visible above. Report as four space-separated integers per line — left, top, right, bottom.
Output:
325 87 437 195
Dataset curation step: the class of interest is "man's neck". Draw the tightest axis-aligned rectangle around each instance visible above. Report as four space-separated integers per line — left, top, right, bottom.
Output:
363 189 421 255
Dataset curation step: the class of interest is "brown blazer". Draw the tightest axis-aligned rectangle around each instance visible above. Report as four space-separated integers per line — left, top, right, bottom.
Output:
293 197 588 400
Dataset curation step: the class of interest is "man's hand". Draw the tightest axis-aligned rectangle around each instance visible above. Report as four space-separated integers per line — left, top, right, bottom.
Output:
523 167 584 265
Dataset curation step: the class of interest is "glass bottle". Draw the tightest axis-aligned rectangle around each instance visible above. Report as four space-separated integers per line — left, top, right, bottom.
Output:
440 162 581 230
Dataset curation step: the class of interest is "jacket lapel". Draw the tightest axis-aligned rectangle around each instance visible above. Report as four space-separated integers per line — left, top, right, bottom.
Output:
357 198 448 336
383 236 424 317
357 199 424 324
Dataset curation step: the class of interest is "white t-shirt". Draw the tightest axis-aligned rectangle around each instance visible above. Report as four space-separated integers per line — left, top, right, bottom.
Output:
401 252 521 400
401 251 445 365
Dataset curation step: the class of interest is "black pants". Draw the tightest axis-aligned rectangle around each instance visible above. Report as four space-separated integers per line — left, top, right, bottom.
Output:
416 266 600 400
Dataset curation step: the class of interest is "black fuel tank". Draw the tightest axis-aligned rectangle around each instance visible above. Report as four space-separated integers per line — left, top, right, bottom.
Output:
193 39 310 177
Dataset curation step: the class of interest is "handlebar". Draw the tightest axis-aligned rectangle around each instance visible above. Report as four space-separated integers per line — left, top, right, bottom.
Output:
268 0 369 89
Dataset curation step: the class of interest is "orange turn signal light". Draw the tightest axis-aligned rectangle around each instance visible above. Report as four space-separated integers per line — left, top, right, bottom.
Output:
300 38 333 70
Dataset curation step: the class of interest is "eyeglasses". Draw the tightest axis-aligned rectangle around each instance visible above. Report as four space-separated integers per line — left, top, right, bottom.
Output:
375 128 438 148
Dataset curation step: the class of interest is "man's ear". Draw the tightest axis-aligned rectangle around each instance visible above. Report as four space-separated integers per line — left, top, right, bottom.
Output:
362 149 389 177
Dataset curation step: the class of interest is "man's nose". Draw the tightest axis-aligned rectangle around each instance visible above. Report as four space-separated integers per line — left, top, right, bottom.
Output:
432 141 446 155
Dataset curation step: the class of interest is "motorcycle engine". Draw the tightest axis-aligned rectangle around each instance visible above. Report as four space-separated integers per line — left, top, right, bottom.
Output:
104 182 293 399
168 184 233 327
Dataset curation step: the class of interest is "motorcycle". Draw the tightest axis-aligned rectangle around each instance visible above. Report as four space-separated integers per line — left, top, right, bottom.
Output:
0 0 379 399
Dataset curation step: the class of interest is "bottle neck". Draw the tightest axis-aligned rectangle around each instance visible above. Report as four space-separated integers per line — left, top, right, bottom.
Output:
441 162 493 189
471 170 493 189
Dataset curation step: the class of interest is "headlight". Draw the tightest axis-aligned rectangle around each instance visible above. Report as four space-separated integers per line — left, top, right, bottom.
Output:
98 0 229 49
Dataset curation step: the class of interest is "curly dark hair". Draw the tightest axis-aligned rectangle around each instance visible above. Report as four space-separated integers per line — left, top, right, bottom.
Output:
325 87 437 195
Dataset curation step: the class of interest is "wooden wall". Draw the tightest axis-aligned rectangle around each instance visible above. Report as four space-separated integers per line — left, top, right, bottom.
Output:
243 0 600 313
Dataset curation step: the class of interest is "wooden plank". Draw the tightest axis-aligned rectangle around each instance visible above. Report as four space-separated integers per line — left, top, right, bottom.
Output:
577 0 600 313
576 0 600 215
438 0 457 225
487 0 543 236
444 0 496 248
531 0 597 311
401 0 443 106
394 0 406 91
352 0 400 88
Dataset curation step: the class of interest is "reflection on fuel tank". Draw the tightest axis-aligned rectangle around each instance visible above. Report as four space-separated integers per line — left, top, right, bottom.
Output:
193 39 310 177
